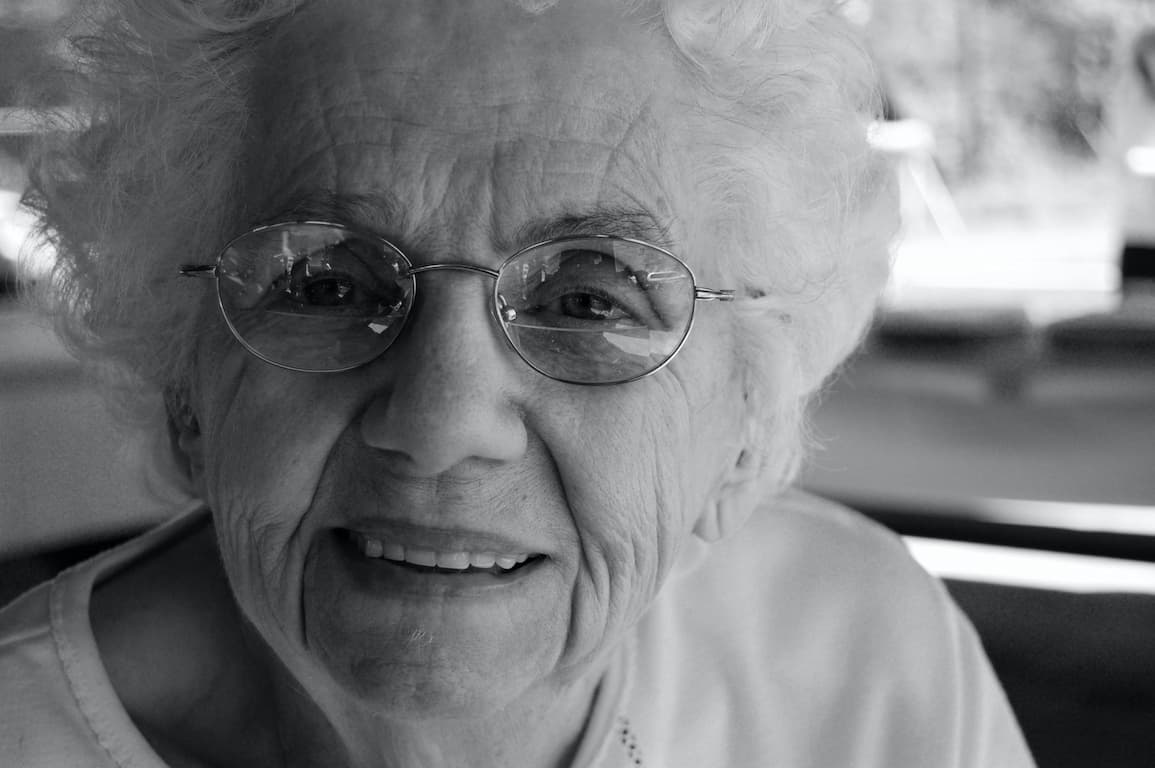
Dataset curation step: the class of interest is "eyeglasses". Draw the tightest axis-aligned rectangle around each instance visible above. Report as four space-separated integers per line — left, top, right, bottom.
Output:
179 220 734 385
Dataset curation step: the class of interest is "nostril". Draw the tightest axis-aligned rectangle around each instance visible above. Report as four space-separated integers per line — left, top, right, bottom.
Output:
358 377 528 474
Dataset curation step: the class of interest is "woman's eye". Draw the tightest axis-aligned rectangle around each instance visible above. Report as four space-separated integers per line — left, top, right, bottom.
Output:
554 292 628 321
524 283 644 328
517 250 656 327
284 265 372 308
261 245 404 316
299 275 358 307
284 270 399 314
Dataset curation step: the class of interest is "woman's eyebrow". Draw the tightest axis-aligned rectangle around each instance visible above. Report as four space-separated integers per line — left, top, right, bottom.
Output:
513 207 675 251
265 190 409 234
263 194 675 252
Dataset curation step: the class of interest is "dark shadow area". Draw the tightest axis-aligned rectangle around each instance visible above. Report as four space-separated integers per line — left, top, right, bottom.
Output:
0 532 137 606
948 579 1155 768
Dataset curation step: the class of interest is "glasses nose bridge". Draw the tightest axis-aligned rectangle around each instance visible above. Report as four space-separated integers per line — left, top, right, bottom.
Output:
405 262 501 281
404 262 503 317
402 261 512 331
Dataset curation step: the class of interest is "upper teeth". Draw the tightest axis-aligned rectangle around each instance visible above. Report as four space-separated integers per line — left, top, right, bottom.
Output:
350 532 531 571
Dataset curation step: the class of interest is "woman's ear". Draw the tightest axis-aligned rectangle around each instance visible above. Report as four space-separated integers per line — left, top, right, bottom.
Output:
165 389 205 491
693 448 762 543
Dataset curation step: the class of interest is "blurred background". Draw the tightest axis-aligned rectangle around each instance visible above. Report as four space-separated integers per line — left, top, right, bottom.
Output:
3 1 1155 765
797 0 1155 547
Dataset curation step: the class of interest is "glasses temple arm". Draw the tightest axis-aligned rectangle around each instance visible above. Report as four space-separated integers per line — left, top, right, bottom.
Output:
179 264 219 278
694 287 735 302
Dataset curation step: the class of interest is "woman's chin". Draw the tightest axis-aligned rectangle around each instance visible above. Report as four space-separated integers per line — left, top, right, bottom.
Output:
297 529 568 716
335 657 529 720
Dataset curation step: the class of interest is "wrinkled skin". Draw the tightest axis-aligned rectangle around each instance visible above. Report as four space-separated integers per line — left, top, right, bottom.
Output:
179 0 755 764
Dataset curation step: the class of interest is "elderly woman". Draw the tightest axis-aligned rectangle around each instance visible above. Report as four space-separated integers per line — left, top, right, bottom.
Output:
0 0 1034 766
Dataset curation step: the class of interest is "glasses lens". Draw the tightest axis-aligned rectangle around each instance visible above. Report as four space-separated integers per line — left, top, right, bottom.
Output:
216 223 414 372
495 237 696 384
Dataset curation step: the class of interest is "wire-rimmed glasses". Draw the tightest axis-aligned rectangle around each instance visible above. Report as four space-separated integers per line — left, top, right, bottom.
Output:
179 221 734 385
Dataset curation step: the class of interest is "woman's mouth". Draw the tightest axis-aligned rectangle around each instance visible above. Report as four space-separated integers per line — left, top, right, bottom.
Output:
344 530 543 575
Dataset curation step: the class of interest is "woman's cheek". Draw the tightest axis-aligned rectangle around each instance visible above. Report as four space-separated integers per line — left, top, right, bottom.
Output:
566 409 689 647
196 369 359 637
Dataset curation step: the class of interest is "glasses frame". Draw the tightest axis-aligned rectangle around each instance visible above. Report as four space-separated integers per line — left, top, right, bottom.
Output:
180 220 735 385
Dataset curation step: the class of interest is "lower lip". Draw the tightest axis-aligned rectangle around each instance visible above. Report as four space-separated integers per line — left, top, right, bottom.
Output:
324 530 546 598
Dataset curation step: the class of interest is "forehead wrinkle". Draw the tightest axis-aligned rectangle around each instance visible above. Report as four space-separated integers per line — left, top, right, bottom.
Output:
315 94 642 150
273 102 639 202
251 140 405 222
331 49 649 142
245 42 347 222
381 64 645 128
593 98 683 246
297 31 340 195
596 97 674 206
481 99 674 251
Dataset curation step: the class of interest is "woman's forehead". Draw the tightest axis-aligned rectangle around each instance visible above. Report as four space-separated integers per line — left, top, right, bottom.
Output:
242 0 691 246
277 0 677 94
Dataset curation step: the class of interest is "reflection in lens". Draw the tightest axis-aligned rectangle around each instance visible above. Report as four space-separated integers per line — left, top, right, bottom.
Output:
502 323 684 383
226 307 407 371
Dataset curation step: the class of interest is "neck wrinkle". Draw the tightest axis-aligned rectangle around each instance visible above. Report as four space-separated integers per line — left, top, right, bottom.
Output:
269 647 621 768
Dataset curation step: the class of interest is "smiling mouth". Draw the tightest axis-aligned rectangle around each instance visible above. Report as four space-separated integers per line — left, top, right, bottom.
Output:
343 530 544 575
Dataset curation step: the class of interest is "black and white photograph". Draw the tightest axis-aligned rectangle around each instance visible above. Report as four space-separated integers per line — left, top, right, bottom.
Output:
1 1 1153 766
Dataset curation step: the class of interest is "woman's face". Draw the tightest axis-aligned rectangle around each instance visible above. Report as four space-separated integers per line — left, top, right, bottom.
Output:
185 0 749 718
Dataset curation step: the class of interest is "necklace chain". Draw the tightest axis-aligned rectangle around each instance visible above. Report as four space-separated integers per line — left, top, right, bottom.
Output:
615 715 645 767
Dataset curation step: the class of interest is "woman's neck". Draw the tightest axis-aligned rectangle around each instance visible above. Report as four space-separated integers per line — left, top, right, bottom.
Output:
266 644 606 768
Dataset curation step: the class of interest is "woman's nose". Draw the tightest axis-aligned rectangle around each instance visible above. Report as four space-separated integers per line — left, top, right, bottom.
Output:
358 273 528 477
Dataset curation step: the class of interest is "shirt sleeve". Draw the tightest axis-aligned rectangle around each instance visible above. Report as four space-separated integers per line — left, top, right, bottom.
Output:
810 516 1039 768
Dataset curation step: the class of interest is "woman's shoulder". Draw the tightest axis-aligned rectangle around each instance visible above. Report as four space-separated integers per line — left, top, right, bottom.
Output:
688 488 939 617
623 490 1035 767
0 505 210 768
651 489 953 657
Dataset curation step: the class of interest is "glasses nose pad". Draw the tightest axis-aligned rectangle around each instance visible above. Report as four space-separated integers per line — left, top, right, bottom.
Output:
497 300 518 323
